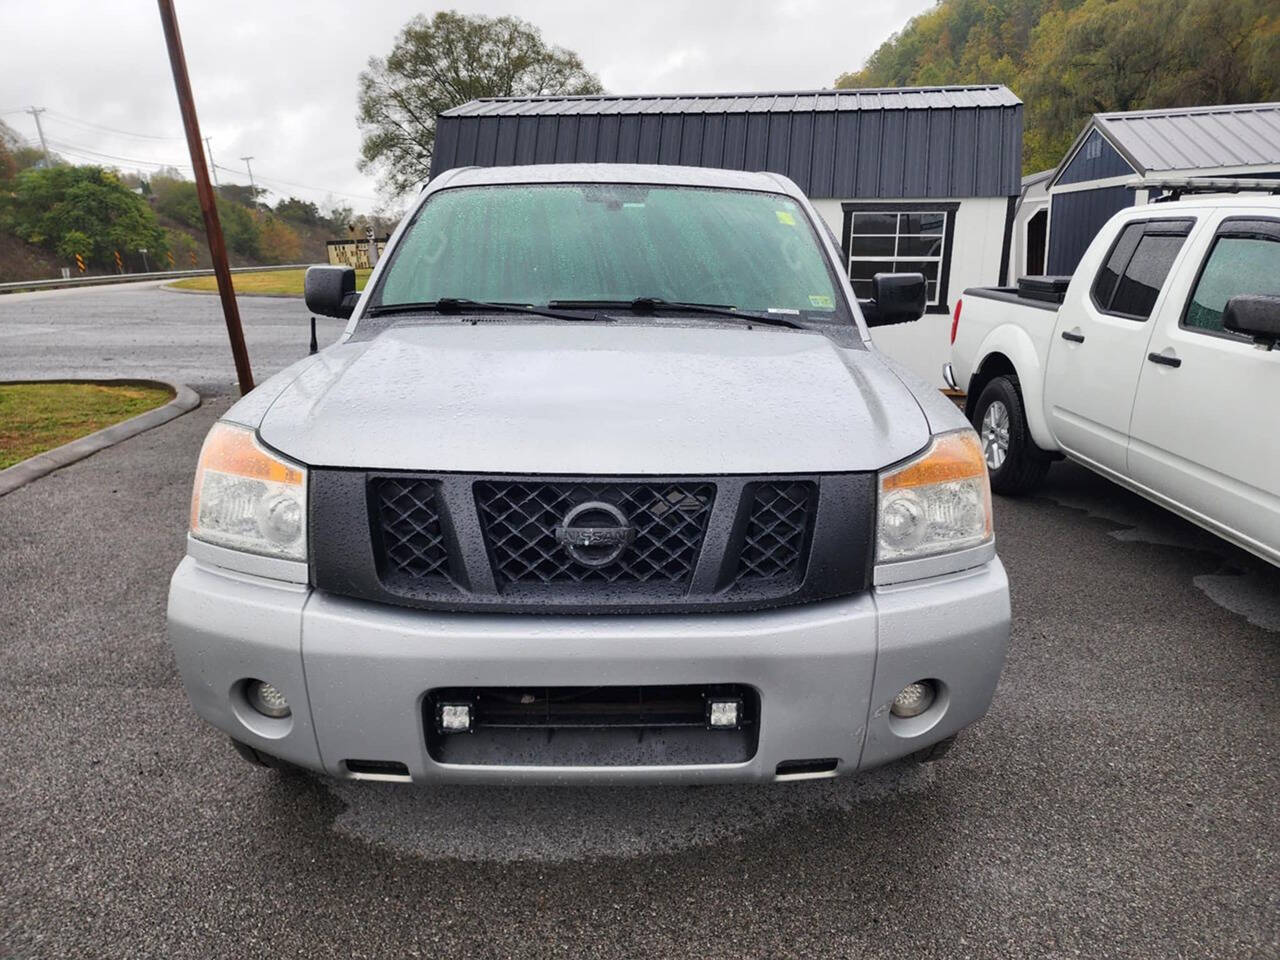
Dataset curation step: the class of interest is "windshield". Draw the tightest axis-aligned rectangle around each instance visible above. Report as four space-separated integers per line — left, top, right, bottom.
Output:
369 183 847 321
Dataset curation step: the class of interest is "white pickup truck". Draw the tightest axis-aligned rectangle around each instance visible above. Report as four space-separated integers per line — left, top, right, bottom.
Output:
948 190 1280 567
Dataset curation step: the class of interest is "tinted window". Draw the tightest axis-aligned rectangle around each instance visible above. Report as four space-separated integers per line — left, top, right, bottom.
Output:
1092 222 1143 308
1108 234 1187 319
1185 236 1280 333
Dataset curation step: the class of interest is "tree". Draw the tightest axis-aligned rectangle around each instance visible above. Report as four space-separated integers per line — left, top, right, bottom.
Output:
323 202 355 235
152 175 203 228
218 200 259 257
275 196 321 226
165 228 198 267
835 0 1280 173
0 120 19 181
357 10 603 194
56 229 92 262
1 165 166 267
256 214 302 264
218 182 264 209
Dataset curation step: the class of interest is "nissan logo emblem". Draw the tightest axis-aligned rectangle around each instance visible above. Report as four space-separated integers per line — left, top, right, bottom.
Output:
554 501 635 567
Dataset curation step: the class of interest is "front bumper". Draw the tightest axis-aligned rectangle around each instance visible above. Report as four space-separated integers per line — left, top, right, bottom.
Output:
167 553 1009 784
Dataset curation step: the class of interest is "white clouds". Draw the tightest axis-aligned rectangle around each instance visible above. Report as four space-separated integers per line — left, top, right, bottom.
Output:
0 0 932 210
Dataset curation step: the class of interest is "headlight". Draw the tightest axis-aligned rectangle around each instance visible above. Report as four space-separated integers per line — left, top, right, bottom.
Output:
190 422 308 561
876 429 992 564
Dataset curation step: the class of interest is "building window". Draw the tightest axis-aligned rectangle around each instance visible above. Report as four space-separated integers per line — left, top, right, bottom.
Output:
841 202 958 312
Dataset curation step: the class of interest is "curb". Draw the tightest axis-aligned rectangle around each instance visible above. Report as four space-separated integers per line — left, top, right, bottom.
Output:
163 284 301 299
0 263 310 295
0 379 201 497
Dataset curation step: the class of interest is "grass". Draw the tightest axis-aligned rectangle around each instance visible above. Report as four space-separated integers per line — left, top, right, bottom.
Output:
169 268 372 297
0 382 174 470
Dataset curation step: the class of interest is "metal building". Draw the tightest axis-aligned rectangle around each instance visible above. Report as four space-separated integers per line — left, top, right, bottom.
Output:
1041 101 1280 274
431 86 1024 386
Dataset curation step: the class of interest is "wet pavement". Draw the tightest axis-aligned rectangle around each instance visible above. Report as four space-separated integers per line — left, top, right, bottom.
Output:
0 283 1276 958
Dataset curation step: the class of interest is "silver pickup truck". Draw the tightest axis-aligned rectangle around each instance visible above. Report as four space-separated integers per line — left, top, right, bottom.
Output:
167 164 1009 785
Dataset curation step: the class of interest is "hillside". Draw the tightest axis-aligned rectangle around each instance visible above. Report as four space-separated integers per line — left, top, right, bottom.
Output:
836 0 1280 172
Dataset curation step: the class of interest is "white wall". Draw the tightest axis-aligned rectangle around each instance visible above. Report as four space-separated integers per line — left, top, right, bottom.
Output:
1010 174 1051 281
811 195 1011 387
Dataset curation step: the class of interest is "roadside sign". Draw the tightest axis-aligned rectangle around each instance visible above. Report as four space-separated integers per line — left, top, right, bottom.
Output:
113 250 123 273
327 238 388 270
188 250 197 266
167 251 175 267
75 253 86 273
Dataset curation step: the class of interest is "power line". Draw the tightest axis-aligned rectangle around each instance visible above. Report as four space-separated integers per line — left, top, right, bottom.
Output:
17 107 380 205
213 162 376 202
30 128 378 206
26 107 51 167
44 108 185 142
44 137 193 171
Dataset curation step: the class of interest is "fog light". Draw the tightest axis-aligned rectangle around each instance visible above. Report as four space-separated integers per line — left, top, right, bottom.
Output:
707 697 742 729
890 681 936 719
247 679 290 718
438 702 473 733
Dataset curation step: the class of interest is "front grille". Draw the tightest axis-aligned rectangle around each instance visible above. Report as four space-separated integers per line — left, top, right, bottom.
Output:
371 477 450 582
311 470 875 613
474 480 714 586
735 481 815 583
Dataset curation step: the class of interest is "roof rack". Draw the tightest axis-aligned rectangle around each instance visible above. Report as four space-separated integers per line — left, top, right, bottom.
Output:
1126 176 1280 202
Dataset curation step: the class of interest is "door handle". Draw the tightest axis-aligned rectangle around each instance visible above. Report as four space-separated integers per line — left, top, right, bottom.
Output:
1147 351 1182 368
1061 330 1085 343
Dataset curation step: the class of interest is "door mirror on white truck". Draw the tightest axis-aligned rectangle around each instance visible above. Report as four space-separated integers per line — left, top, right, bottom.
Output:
305 265 359 320
1223 294 1280 350
861 272 926 327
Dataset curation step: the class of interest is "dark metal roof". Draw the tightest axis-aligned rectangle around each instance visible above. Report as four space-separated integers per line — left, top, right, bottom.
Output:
441 86 1022 116
1052 102 1280 186
430 86 1023 198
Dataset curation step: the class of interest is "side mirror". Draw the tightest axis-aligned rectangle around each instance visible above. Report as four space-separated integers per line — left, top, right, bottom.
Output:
860 272 926 327
1223 293 1280 350
304 265 358 319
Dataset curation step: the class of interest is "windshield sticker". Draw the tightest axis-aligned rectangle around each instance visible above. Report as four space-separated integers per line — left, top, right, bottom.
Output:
775 210 796 226
767 307 801 315
808 294 834 309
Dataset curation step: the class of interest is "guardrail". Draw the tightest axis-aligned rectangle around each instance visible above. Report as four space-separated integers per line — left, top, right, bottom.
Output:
0 263 312 295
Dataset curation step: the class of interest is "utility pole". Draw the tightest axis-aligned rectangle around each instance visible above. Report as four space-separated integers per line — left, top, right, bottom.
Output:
240 155 255 194
156 0 254 395
204 136 218 189
26 107 50 168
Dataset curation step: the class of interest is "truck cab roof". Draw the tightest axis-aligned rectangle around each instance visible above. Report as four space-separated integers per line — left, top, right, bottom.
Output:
428 162 806 199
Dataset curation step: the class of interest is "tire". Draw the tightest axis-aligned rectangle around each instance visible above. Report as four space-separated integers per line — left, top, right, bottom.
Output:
972 375 1050 495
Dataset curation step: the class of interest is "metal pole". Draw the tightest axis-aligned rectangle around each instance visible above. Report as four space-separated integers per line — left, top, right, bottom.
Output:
204 136 218 190
156 0 254 394
240 155 255 193
26 107 50 167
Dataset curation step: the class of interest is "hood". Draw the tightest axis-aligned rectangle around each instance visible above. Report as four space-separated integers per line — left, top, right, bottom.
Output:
257 322 930 474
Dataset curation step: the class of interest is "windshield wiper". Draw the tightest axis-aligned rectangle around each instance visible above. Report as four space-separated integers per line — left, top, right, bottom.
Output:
547 297 804 330
365 298 612 323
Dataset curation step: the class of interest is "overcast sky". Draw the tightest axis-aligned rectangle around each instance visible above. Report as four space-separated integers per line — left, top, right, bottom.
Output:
0 0 932 212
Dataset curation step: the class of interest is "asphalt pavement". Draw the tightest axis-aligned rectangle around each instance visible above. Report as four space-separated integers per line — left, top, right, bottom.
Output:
0 279 345 393
0 283 1277 958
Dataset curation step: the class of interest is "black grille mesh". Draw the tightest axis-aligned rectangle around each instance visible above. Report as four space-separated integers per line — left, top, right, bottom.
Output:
372 477 450 581
475 481 714 586
735 482 815 583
